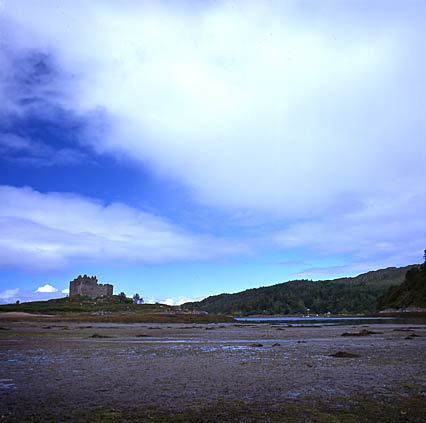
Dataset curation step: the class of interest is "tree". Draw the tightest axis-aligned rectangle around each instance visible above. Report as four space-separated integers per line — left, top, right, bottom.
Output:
133 293 143 304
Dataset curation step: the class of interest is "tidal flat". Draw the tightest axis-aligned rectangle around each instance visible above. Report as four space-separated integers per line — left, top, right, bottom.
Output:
1 318 425 422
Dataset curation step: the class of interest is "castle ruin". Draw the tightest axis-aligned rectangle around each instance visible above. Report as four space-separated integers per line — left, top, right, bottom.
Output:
69 275 113 298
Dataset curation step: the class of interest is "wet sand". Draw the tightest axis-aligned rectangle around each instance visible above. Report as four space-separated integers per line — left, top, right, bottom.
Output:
1 320 425 422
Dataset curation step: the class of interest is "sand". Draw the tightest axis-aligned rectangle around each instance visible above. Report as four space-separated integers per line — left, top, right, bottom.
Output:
0 312 57 319
1 320 425 422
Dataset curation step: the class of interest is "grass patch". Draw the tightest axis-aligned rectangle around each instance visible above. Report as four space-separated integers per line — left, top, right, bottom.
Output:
0 296 172 314
5 393 426 422
91 408 123 422
66 394 426 423
0 296 234 324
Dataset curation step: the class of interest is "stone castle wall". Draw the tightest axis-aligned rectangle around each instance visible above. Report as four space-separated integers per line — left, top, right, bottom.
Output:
69 275 113 298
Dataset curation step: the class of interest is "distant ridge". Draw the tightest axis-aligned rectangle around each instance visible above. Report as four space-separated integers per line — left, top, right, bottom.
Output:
183 265 417 316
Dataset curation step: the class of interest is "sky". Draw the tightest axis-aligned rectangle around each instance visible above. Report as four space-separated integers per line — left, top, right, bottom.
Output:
0 0 425 305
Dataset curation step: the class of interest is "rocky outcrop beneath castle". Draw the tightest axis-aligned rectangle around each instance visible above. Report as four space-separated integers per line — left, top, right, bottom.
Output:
69 275 113 299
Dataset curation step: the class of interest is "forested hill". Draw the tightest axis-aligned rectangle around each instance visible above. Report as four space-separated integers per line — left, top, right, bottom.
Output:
183 265 416 316
378 264 426 311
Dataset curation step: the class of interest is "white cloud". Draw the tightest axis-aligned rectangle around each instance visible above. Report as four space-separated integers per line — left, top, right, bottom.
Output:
0 288 19 301
0 287 67 304
143 295 206 306
162 296 206 306
62 288 69 294
0 185 246 271
1 1 424 219
272 190 426 270
35 284 58 293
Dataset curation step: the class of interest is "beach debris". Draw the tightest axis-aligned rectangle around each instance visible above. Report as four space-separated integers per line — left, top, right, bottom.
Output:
329 351 361 358
405 333 421 340
89 334 112 338
272 343 281 347
341 329 382 337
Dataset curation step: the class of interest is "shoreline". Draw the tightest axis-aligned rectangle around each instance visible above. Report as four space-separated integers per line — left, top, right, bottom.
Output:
2 309 426 322
1 320 426 422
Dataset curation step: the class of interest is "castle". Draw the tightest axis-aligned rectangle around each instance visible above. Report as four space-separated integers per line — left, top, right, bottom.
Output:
69 275 113 298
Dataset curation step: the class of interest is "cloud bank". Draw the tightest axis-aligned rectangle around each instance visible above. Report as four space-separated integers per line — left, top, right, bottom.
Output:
1 0 425 218
274 189 425 259
143 295 206 306
0 1 424 279
0 185 245 271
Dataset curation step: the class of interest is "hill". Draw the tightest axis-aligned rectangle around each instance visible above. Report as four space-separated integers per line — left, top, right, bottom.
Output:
378 264 426 311
0 295 234 323
183 265 416 316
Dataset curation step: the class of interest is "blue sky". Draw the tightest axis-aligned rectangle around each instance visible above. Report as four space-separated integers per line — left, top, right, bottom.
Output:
0 0 425 305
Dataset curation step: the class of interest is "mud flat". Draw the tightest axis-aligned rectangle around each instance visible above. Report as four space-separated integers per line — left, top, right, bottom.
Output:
1 319 425 422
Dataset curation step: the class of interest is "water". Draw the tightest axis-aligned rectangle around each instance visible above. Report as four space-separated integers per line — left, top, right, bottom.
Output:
235 316 426 326
0 379 16 389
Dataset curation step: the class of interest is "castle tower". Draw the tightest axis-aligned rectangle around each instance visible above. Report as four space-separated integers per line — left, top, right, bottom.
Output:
69 275 113 298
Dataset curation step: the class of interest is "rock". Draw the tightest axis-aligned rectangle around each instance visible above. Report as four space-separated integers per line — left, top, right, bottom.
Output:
405 333 421 339
89 334 112 338
341 329 382 337
248 343 263 347
329 351 361 358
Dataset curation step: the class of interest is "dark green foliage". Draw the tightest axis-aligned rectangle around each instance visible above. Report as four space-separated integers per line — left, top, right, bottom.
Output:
378 264 426 309
133 293 143 304
184 265 415 316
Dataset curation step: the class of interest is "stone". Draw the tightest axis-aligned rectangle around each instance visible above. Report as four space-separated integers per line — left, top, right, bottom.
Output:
329 351 361 358
69 275 113 298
